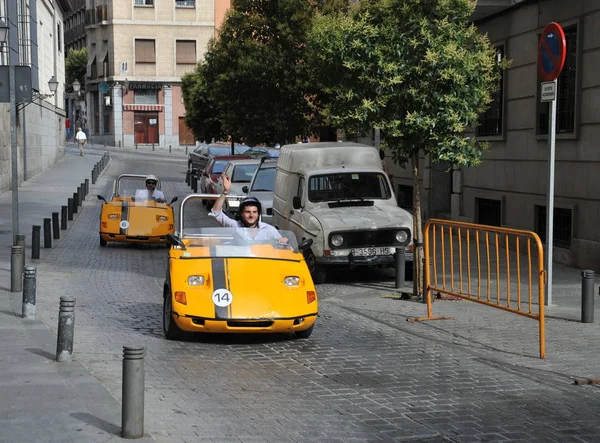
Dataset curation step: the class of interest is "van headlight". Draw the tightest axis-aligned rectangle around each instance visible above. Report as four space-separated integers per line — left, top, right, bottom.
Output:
109 214 119 220
284 276 300 287
188 275 205 286
395 230 409 244
331 234 344 247
157 215 168 222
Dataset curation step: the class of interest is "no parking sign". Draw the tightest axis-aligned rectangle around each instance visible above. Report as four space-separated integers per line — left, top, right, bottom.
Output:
538 22 566 82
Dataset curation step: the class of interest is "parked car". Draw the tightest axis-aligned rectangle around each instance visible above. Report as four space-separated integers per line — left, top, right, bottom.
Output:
188 143 250 174
243 147 281 159
242 158 278 226
200 155 251 209
218 159 261 216
271 142 413 284
163 196 318 340
97 174 178 247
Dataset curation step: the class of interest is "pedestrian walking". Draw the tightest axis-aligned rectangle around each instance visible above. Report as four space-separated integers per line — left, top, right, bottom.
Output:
75 127 87 156
65 117 71 140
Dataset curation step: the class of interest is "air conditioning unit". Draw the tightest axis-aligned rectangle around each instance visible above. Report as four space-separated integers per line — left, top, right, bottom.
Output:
104 96 111 106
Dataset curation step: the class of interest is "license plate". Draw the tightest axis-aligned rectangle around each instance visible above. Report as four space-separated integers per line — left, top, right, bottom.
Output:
350 247 390 256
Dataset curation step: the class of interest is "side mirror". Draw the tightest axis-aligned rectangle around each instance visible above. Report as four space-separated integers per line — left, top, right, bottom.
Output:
299 238 313 251
169 196 179 205
166 233 186 250
97 195 107 203
242 185 248 194
292 196 302 210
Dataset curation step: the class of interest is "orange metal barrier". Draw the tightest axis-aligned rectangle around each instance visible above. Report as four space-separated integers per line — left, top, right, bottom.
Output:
413 218 546 359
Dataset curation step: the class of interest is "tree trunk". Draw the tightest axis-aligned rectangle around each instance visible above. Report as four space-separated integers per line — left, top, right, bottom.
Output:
411 151 424 298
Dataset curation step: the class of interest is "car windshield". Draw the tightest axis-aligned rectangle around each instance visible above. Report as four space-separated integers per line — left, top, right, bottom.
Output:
211 160 229 174
208 147 234 156
232 163 259 183
308 172 391 202
250 167 276 192
179 227 300 259
116 177 159 198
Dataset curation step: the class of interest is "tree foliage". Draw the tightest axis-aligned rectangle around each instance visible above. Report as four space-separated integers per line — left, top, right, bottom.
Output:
307 0 504 294
183 0 320 145
65 48 87 93
181 63 225 143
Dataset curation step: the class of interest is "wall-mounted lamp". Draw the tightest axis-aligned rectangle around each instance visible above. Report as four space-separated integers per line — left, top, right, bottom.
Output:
123 77 129 94
72 79 81 96
0 18 9 43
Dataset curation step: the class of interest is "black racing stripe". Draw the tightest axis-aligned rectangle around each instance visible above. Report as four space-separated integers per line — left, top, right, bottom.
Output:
119 201 129 235
211 257 229 319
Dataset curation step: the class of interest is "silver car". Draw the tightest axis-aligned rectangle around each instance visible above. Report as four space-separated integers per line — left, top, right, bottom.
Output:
219 159 261 216
242 158 277 225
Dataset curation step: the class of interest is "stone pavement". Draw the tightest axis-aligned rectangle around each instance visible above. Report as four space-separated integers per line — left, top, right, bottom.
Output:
1 147 600 442
0 148 154 443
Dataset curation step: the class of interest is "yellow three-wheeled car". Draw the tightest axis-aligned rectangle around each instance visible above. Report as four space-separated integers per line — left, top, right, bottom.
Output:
163 194 318 340
97 174 177 246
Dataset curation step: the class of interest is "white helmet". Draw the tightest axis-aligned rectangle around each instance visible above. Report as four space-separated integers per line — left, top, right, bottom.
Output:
145 174 159 183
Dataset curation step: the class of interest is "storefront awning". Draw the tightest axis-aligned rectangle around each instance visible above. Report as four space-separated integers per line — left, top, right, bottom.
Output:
123 104 164 112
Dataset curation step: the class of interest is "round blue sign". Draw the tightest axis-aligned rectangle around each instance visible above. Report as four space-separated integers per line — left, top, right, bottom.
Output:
538 22 566 82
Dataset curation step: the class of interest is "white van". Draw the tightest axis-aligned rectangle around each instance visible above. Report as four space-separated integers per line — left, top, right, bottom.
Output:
272 142 413 283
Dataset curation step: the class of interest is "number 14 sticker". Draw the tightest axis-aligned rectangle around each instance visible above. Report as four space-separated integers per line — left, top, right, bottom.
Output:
212 289 233 307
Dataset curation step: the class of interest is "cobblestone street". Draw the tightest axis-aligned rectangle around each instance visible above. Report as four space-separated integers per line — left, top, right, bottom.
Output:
27 152 600 442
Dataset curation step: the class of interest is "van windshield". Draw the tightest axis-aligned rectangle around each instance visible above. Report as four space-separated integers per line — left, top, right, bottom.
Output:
308 172 391 202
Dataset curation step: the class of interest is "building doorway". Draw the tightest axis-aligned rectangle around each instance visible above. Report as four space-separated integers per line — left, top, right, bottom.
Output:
134 112 159 144
179 117 195 145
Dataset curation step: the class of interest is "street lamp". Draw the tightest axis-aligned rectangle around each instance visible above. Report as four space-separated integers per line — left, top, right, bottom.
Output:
73 79 81 96
0 18 8 43
48 75 58 94
123 77 129 94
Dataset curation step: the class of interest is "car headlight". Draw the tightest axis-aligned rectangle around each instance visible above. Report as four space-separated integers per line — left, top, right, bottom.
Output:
331 234 344 247
284 276 300 287
188 275 205 286
157 215 168 222
395 230 409 244
108 214 119 220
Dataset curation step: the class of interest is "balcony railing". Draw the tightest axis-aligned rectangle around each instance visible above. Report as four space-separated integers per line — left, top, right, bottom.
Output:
85 5 108 27
65 23 86 43
176 0 195 7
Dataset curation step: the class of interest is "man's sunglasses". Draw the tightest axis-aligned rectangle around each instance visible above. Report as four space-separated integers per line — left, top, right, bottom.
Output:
146 181 157 185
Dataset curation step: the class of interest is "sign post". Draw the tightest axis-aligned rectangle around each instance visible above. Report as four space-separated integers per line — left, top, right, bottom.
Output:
538 22 566 306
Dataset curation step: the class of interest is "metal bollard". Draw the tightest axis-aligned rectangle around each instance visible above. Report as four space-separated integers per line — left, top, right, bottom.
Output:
119 140 121 148
80 183 86 201
122 346 145 439
581 270 595 323
192 175 198 193
52 212 60 240
85 178 89 196
169 144 172 153
43 218 52 248
104 139 106 149
11 246 24 292
92 167 97 184
67 198 74 220
185 146 188 155
395 246 406 290
152 143 155 151
56 296 76 362
16 234 25 270
72 193 79 214
185 171 190 186
31 226 40 259
22 266 36 319
77 186 83 205
61 206 68 230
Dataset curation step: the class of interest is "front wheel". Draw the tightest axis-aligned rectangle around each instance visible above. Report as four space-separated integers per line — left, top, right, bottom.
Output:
305 250 326 284
163 291 183 340
295 324 314 339
99 235 107 247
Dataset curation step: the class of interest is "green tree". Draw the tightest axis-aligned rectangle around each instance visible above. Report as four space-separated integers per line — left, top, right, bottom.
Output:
307 0 503 295
65 48 87 93
202 0 318 145
181 62 225 144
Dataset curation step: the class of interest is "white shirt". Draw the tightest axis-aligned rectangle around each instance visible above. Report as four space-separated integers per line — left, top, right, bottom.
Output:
75 130 87 141
135 189 165 202
209 209 281 241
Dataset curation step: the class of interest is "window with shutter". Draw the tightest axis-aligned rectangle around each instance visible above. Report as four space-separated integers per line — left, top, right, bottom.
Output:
176 41 196 64
135 39 156 63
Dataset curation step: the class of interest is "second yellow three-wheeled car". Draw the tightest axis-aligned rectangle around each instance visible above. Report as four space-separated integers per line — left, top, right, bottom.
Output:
97 174 178 247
